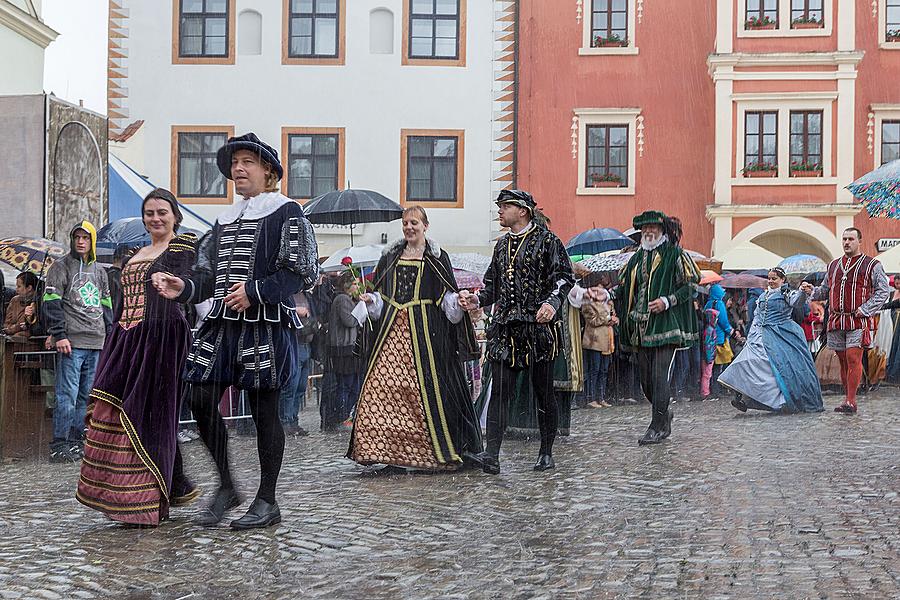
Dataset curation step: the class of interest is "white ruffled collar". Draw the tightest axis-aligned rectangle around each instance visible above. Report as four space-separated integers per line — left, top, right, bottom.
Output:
216 191 294 225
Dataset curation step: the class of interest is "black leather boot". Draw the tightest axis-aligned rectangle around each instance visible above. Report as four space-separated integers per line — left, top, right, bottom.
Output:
638 428 665 446
473 451 500 475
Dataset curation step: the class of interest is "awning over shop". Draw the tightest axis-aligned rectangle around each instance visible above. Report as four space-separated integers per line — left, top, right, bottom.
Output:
108 153 212 232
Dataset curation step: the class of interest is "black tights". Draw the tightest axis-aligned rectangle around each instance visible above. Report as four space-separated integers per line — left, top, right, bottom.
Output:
486 360 558 456
187 384 284 504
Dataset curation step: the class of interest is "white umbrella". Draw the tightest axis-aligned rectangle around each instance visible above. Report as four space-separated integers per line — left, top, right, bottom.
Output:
877 243 900 273
450 252 493 276
715 242 783 271
320 244 385 272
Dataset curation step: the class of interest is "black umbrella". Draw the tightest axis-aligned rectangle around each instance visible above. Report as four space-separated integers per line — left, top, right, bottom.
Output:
303 189 403 245
565 227 632 256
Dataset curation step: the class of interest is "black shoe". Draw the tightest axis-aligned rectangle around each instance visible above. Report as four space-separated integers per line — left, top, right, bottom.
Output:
196 487 242 527
638 428 665 446
661 409 673 439
533 454 555 472
230 498 281 530
731 398 748 412
49 441 78 464
474 451 500 475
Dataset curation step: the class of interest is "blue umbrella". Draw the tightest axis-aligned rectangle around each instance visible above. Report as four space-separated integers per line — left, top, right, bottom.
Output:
566 227 632 256
97 218 201 251
847 158 900 219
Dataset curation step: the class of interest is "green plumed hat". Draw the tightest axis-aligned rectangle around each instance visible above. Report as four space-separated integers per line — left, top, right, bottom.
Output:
632 210 667 229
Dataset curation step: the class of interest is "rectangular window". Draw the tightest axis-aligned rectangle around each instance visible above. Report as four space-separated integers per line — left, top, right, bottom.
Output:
791 0 823 25
882 121 900 166
585 125 628 187
400 130 464 207
286 133 340 199
176 130 229 199
288 0 339 58
744 111 778 173
407 136 458 201
789 110 823 173
591 0 628 47
746 0 778 27
178 0 229 57
409 0 460 59
889 0 900 40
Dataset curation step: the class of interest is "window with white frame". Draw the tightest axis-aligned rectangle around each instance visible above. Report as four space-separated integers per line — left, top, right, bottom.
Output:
871 105 900 167
887 0 900 41
575 108 639 195
580 0 637 55
882 121 900 165
737 0 831 36
733 95 834 184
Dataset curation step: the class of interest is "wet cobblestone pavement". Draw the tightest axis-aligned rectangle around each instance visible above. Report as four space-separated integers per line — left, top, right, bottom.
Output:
1 388 898 599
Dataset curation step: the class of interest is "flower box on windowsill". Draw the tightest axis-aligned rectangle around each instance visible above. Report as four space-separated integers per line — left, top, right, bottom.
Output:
591 181 623 188
791 170 823 178
744 170 777 178
592 36 628 48
746 23 777 31
791 21 824 29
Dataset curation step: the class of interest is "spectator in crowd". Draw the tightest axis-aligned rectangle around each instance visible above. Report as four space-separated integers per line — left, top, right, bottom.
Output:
704 284 742 396
279 290 314 436
320 271 364 431
578 273 617 408
3 272 40 339
43 221 113 462
699 307 719 399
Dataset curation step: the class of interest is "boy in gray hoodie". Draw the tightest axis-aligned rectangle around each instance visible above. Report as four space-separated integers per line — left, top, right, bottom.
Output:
42 221 112 462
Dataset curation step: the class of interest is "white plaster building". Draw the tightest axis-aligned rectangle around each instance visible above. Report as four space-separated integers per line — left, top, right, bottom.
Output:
109 0 519 254
0 0 57 95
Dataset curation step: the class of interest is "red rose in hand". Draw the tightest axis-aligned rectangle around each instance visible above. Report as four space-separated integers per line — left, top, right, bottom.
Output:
341 256 353 266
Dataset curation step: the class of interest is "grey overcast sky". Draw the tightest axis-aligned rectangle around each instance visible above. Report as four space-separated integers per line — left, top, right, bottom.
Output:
42 0 107 115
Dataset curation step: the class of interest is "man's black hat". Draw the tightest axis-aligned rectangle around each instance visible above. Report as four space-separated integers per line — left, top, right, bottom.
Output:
495 189 536 214
216 132 284 181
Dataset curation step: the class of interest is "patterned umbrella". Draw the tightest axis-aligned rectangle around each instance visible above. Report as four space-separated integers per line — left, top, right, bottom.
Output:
0 237 68 277
778 254 827 274
454 269 483 290
847 158 900 219
578 251 634 273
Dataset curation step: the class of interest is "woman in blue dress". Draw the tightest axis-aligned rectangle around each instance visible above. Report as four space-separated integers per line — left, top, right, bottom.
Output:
719 267 824 413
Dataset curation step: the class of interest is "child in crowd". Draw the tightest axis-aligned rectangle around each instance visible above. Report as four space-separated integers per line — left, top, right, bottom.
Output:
579 274 618 408
700 308 719 399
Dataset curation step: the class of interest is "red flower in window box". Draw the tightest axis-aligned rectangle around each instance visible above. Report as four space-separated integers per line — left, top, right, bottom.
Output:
791 16 824 29
742 162 778 178
790 161 823 178
745 16 777 30
590 173 623 188
593 34 628 48
888 30 900 42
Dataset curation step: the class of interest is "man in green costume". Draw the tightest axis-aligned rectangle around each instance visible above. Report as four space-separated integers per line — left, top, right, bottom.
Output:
614 211 700 445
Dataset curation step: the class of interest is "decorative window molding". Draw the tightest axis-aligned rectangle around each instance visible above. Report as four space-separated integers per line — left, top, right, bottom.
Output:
170 125 235 205
282 0 346 65
732 94 834 186
736 0 832 37
870 104 900 167
879 0 900 48
400 129 465 208
172 0 236 65
280 127 346 202
402 0 467 67
574 108 639 196
579 0 638 55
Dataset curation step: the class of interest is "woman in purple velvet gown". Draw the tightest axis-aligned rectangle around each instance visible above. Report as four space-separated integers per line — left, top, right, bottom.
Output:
76 189 199 526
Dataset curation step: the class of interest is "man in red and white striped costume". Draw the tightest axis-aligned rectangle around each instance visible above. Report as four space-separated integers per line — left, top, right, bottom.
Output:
808 228 890 414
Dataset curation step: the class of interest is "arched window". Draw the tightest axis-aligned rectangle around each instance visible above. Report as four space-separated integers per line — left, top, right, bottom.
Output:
369 8 394 54
238 9 262 56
